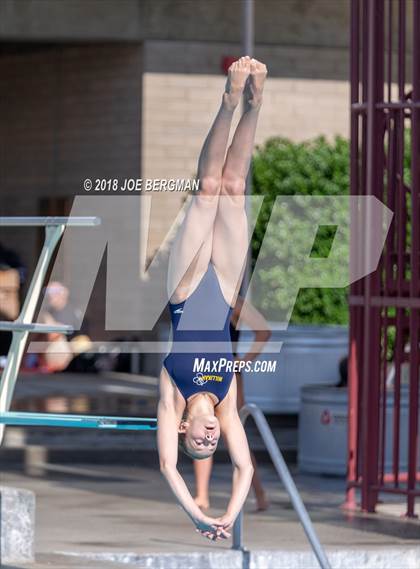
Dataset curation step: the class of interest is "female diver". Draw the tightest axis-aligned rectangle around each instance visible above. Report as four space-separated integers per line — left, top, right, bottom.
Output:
157 56 267 541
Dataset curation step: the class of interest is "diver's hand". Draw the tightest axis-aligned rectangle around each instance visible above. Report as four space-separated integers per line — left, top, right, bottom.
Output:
215 511 236 531
195 514 216 532
195 514 231 541
196 527 231 541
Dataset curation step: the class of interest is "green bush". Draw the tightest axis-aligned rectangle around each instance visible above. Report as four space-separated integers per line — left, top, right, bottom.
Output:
251 135 350 325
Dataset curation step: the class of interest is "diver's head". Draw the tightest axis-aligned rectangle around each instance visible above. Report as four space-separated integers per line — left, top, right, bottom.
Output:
178 410 220 460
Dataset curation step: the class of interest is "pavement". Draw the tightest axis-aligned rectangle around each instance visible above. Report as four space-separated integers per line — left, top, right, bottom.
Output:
1 461 419 569
2 371 419 568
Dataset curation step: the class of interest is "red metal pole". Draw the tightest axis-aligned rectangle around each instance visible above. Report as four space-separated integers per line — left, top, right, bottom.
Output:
361 0 385 513
346 0 361 511
392 0 407 491
406 0 420 518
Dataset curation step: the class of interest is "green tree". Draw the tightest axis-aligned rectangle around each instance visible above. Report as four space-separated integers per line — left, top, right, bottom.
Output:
251 135 350 324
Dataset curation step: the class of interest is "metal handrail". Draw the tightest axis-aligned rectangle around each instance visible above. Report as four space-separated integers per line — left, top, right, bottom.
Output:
0 216 100 445
232 403 331 569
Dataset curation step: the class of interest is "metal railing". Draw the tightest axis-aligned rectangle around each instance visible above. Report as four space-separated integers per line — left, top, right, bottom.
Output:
232 403 331 569
0 217 100 444
348 0 420 517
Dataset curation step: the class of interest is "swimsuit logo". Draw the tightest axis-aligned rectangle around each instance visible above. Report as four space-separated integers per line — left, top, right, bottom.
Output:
193 372 208 386
174 308 183 314
193 372 223 386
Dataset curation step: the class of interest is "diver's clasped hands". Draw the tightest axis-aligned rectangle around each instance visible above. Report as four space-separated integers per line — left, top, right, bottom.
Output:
195 511 235 541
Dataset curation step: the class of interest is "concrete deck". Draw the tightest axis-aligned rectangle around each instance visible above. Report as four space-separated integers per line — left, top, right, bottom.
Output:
1 461 419 569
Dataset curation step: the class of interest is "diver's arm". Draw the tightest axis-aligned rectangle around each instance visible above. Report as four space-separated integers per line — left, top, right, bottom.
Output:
217 381 254 528
157 399 205 525
157 371 227 536
233 296 271 361
219 408 254 527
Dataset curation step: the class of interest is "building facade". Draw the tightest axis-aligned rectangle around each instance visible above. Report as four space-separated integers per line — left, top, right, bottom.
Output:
0 0 350 340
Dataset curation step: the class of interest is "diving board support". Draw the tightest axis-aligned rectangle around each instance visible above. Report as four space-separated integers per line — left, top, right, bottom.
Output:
232 404 331 569
0 217 100 445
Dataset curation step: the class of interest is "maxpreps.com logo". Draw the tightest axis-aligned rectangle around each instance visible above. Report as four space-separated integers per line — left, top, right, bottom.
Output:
193 372 223 386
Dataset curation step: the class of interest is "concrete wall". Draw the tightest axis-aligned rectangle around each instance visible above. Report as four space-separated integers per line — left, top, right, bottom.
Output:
0 44 143 337
0 0 414 64
1 44 142 198
0 0 349 59
0 0 142 41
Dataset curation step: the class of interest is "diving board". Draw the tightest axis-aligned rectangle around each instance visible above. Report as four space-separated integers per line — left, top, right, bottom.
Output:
0 322 73 334
0 412 157 431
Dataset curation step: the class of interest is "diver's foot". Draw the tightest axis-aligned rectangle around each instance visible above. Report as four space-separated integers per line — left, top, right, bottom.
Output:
223 56 251 111
255 491 269 512
194 496 210 511
246 58 267 109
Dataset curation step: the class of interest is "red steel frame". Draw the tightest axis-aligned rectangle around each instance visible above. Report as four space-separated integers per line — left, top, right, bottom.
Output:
347 0 420 517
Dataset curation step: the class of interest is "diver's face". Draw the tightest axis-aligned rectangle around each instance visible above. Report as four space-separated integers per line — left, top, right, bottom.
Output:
181 414 220 458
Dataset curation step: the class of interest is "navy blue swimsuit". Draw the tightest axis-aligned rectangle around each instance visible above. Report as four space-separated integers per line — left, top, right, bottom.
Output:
163 263 235 405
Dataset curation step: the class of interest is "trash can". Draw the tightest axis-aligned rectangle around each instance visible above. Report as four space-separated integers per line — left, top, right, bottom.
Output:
298 383 419 475
298 384 348 475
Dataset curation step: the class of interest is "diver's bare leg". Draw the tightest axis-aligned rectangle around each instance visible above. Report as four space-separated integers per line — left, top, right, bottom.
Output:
222 59 267 184
167 57 251 303
211 59 267 304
